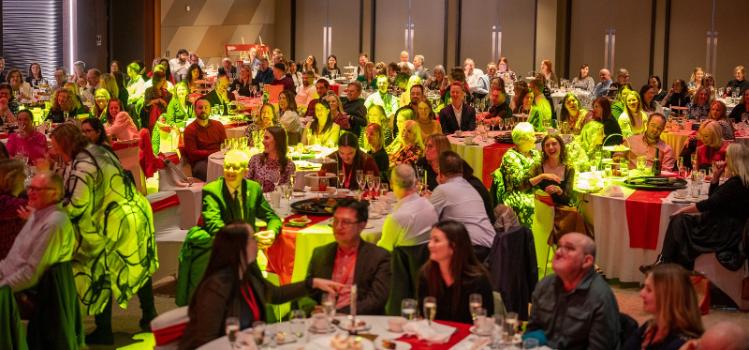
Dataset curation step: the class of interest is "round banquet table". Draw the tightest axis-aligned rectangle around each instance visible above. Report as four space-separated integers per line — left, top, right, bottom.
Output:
206 148 334 184
659 130 693 162
198 315 486 350
447 132 514 188
577 179 708 283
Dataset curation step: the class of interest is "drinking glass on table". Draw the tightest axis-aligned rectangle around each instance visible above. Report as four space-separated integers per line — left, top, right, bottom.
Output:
289 309 307 339
423 296 437 326
355 170 365 190
469 293 483 320
337 172 346 191
401 298 418 320
370 177 381 199
322 293 337 318
225 317 240 348
504 312 519 340
251 321 266 345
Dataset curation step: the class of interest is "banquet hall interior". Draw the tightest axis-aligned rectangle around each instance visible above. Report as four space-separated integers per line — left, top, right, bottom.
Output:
2 0 749 349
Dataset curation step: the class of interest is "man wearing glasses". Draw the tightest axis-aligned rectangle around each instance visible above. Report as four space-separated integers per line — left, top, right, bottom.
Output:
0 172 74 291
306 199 391 315
176 150 281 305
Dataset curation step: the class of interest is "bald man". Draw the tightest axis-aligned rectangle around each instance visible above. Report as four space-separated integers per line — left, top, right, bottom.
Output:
593 68 613 98
526 232 621 350
680 321 749 350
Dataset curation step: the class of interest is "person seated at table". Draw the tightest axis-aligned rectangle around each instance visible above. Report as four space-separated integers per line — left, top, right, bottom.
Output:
439 82 477 134
302 99 340 148
302 55 318 76
184 98 227 181
593 68 614 99
205 73 232 116
729 88 749 123
26 62 48 89
270 62 294 93
707 100 735 140
246 126 295 193
185 63 205 94
687 87 711 121
426 65 449 94
321 54 341 79
278 90 303 146
640 84 664 115
571 64 595 93
365 75 400 122
0 85 16 124
46 88 90 123
559 92 588 134
247 103 278 150
386 107 414 153
307 199 391 315
217 57 237 81
364 123 389 182
105 106 139 143
626 113 674 171
618 90 649 138
530 134 575 206
491 122 540 228
80 117 112 150
497 57 517 87
415 133 451 191
417 220 494 324
726 65 749 96
92 88 112 124
687 67 705 96
341 81 368 137
679 321 749 350
6 69 33 103
253 58 274 85
296 70 317 110
430 151 495 261
304 78 331 118
153 82 191 154
176 149 282 305
325 91 353 134
389 120 424 167
525 232 621 350
0 172 74 292
179 223 342 349
0 160 28 259
142 70 172 130
321 132 380 191
356 61 378 90
415 100 442 140
486 87 513 126
511 80 530 114
528 75 553 132
622 263 703 350
393 83 424 136
377 164 438 252
688 121 730 171
6 110 47 163
567 97 614 171
658 143 749 270
229 63 253 97
660 79 690 109
366 104 394 145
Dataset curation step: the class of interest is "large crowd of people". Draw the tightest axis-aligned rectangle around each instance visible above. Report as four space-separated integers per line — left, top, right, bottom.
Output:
0 47 748 349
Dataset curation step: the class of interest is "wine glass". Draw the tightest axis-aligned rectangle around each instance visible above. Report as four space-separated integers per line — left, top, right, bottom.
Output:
364 174 374 196
370 176 381 199
337 172 346 192
469 293 483 320
225 317 240 348
423 296 437 326
380 183 389 199
355 170 365 190
401 298 417 320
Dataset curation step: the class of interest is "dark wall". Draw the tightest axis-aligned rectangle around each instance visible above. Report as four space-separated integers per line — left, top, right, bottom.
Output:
110 0 149 66
76 0 109 71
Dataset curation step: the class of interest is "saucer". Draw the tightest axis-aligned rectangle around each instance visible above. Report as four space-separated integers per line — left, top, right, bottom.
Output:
308 325 336 334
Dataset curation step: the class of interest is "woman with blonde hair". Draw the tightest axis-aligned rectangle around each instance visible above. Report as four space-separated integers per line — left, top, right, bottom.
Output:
693 120 729 171
660 143 749 270
618 90 648 137
687 66 705 96
623 263 703 349
540 59 558 89
390 120 424 167
415 100 442 140
707 100 735 140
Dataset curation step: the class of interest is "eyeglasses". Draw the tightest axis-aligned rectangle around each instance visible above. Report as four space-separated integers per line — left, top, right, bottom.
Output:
224 164 247 171
332 218 361 226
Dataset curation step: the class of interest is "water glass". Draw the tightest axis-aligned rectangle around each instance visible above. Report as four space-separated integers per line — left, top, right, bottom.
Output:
469 293 483 320
225 317 240 348
401 298 418 320
289 309 306 338
322 293 336 318
504 312 519 340
251 321 266 345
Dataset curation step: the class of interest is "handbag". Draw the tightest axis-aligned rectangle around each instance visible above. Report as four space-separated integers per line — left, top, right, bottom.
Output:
549 205 589 245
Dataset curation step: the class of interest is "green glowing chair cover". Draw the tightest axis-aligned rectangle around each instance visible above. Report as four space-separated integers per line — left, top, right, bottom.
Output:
27 261 84 350
0 286 27 350
175 226 213 306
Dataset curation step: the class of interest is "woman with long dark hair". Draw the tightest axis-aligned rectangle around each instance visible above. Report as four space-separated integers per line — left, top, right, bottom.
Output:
321 131 380 191
246 126 296 192
321 54 340 78
185 63 205 94
179 223 341 349
559 93 588 134
571 64 595 92
302 99 340 147
278 89 303 145
26 62 48 88
660 79 690 108
417 220 494 324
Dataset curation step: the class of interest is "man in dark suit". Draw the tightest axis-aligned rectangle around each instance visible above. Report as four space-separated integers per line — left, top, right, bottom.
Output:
341 81 368 137
307 199 391 315
439 82 476 134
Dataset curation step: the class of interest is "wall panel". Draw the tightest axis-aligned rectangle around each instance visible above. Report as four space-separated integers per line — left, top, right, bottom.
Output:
296 0 360 68
374 0 444 67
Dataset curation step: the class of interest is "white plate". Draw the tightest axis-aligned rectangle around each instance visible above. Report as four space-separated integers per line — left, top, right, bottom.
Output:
305 335 375 350
375 338 412 350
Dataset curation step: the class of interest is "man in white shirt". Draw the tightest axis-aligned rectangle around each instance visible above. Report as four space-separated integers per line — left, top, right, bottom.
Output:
429 151 495 261
399 51 415 72
80 68 101 107
0 172 74 291
464 58 487 96
364 75 399 119
169 48 191 82
378 165 438 251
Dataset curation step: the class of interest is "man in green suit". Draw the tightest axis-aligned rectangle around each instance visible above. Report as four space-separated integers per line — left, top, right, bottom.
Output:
177 150 282 305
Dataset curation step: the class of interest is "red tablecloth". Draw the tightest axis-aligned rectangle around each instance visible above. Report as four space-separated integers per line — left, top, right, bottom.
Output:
266 214 331 284
482 142 514 188
396 320 471 350
624 190 671 249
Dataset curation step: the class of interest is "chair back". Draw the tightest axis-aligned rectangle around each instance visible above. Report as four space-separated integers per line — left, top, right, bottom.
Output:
487 225 538 321
151 306 190 349
385 244 430 316
619 313 639 346
0 286 26 350
27 261 84 350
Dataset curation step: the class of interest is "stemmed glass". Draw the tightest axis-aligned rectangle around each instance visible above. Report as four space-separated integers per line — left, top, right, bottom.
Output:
370 176 381 199
423 297 437 326
337 171 346 194
364 174 374 198
355 170 365 192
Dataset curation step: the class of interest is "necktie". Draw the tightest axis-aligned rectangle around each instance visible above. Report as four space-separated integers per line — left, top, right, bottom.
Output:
232 190 243 221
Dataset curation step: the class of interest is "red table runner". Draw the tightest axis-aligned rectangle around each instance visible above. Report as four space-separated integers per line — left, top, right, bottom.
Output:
266 214 330 284
624 190 671 249
396 320 471 350
482 142 513 188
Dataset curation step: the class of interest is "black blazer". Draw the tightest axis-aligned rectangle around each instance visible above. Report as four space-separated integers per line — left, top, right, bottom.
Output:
439 104 476 134
307 240 391 315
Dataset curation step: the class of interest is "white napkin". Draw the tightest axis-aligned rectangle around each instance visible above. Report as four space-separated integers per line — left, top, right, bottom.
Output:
402 320 456 344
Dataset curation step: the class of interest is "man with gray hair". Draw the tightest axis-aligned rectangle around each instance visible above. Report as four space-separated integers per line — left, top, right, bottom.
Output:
413 54 429 80
679 321 749 350
526 232 621 350
377 165 438 251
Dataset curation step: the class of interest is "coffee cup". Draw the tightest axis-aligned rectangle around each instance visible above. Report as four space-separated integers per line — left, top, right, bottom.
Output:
477 316 494 333
387 317 407 332
312 312 329 331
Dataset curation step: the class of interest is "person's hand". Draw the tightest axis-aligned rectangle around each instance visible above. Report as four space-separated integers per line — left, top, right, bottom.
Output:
17 206 33 220
312 278 344 294
712 160 726 177
544 184 562 195
671 204 698 217
544 173 561 183
254 230 276 249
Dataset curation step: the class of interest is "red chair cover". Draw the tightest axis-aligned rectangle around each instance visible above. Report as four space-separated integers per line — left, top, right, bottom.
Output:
153 321 188 346
138 128 165 178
